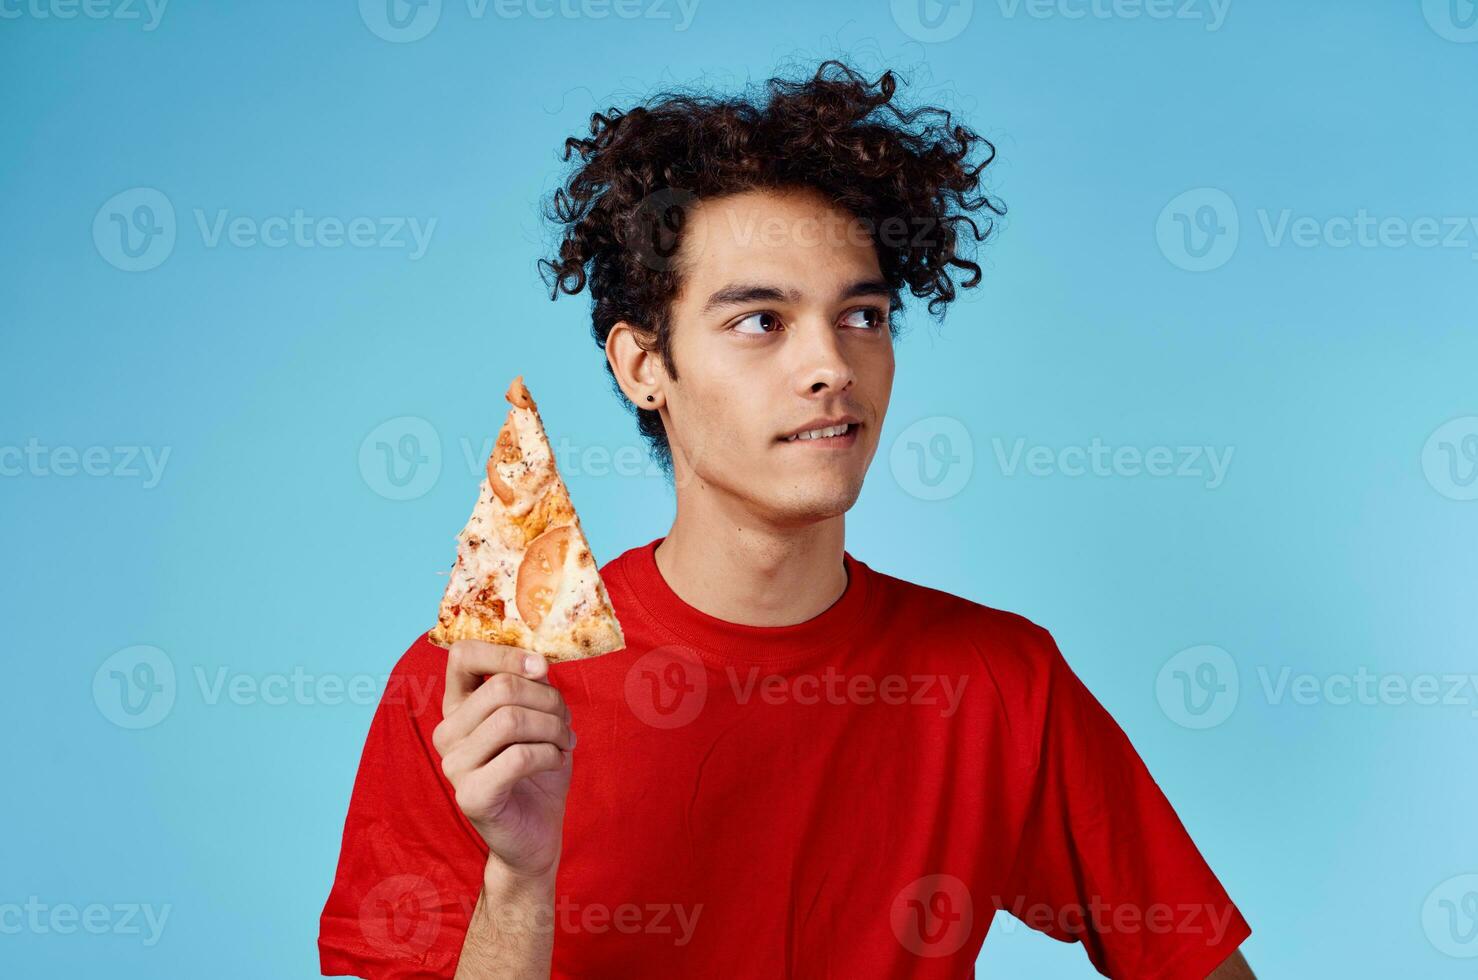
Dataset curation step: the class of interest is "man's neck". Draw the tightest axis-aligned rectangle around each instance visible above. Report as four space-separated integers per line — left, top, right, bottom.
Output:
653 509 849 628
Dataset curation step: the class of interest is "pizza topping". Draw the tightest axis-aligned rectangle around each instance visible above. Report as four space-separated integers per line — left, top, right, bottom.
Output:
516 524 575 631
486 411 555 514
506 375 535 410
494 424 521 464
516 485 576 545
486 454 515 505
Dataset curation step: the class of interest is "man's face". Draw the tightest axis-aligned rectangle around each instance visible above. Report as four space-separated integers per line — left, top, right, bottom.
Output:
659 187 895 526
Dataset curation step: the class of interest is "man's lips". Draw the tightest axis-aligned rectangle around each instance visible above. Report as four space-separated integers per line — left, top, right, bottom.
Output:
776 422 861 447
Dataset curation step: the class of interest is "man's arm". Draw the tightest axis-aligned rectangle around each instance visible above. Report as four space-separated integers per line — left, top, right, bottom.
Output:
991 628 1254 978
1208 948 1255 979
433 641 576 980
453 864 557 980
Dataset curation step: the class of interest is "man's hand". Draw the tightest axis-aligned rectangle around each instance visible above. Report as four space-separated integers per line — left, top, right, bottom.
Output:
433 640 577 880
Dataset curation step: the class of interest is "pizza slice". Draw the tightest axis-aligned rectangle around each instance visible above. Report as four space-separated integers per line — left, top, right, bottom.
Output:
428 375 625 662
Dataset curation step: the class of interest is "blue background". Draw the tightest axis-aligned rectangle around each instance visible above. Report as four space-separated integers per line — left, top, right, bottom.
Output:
3 0 1476 976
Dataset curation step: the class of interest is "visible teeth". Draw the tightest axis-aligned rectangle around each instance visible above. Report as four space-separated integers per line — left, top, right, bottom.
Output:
787 423 851 441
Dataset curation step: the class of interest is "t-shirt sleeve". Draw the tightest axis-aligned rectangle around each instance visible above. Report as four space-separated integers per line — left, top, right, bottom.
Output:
318 636 491 980
998 631 1251 980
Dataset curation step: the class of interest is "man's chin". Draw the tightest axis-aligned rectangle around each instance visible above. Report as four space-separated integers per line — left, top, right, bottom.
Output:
760 481 864 527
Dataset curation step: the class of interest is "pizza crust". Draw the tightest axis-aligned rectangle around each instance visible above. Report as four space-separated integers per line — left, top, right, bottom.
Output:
428 376 626 662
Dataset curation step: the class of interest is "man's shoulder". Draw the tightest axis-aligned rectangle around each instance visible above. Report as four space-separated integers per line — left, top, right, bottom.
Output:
864 567 1077 761
378 631 448 721
862 563 1063 680
387 630 446 675
864 562 1053 639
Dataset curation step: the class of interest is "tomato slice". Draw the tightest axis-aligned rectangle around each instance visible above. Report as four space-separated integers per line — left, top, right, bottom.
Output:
485 419 516 505
516 524 575 630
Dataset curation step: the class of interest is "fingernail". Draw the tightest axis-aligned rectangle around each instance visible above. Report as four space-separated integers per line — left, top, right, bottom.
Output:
523 654 543 675
570 730 578 749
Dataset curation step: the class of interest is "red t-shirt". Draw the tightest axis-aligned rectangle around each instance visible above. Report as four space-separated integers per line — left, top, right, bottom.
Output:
319 537 1250 979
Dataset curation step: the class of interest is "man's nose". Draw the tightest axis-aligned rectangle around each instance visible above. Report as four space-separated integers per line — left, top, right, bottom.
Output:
789 320 856 395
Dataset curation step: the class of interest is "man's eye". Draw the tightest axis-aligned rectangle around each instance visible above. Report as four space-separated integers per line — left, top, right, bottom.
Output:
842 306 887 330
732 312 782 335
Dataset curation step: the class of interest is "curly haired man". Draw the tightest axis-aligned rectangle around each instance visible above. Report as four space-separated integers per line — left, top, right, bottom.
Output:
319 61 1254 980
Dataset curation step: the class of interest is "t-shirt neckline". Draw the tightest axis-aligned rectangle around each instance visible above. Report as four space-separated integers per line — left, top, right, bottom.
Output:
615 536 875 669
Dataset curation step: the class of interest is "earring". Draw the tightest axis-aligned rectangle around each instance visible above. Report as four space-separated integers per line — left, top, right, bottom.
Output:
646 395 655 402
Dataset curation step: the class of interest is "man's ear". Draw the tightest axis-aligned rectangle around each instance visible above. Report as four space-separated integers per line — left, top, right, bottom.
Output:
605 320 667 409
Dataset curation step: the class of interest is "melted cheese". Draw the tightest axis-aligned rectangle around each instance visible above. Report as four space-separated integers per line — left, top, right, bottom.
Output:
497 406 554 519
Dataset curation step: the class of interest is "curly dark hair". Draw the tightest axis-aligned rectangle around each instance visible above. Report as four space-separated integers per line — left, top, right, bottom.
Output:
539 60 1004 475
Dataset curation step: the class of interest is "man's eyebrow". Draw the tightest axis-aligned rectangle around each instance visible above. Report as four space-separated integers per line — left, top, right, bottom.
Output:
700 279 891 315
